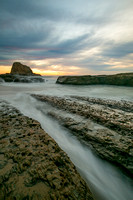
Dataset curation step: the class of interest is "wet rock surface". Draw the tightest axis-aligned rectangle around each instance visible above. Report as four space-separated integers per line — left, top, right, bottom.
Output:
31 94 133 178
0 74 45 83
56 73 133 86
70 96 133 112
0 101 94 200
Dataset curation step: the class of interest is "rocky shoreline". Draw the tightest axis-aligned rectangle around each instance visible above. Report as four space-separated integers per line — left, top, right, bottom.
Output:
0 101 94 200
0 62 45 83
0 74 45 83
31 94 133 178
56 73 133 86
69 96 133 112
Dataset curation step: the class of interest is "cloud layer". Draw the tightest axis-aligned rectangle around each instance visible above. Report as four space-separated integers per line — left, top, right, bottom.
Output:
0 0 133 75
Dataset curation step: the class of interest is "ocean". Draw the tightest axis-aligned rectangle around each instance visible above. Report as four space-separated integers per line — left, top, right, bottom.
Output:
0 76 133 200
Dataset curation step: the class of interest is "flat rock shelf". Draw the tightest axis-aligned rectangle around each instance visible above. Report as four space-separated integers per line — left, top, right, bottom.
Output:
0 100 94 200
31 94 133 178
56 73 133 86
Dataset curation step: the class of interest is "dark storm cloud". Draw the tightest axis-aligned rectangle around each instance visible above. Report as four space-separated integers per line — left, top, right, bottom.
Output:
0 0 64 21
0 27 51 49
0 27 95 61
0 0 92 61
0 0 133 74
0 0 67 49
47 34 89 55
103 42 133 58
0 1 121 54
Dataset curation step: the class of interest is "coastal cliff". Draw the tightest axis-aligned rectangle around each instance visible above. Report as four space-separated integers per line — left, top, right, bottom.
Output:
0 101 94 200
56 73 133 86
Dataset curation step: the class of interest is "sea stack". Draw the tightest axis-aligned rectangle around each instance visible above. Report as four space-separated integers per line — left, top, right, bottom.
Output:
10 62 33 75
0 62 44 82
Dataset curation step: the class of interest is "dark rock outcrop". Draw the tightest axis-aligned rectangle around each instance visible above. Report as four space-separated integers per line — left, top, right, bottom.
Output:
31 94 133 178
56 73 133 86
0 101 94 200
0 62 45 83
11 62 33 75
0 74 45 83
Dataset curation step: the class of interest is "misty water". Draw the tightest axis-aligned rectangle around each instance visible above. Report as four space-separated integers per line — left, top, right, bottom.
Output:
0 77 133 200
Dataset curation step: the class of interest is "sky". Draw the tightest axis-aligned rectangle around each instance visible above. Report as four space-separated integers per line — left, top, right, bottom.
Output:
0 0 133 76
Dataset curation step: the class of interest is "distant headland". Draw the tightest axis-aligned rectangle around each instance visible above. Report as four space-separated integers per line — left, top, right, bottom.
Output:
56 73 133 87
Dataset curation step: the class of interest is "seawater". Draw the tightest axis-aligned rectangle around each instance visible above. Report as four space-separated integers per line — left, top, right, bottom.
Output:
0 77 133 200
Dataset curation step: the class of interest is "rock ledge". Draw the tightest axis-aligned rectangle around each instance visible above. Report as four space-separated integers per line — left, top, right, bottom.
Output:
0 101 94 200
56 73 133 86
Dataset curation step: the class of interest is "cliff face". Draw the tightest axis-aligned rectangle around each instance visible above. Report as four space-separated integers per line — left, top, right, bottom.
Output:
56 73 133 86
10 62 33 75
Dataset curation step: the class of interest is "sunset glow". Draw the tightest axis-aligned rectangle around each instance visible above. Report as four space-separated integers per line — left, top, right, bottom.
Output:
0 0 133 75
0 66 11 74
32 68 68 76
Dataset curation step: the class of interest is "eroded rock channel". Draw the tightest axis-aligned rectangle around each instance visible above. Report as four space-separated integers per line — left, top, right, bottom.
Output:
0 101 94 200
31 94 133 178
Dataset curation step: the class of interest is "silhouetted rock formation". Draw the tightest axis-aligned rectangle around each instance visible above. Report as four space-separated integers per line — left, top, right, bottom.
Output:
56 73 133 86
11 62 33 75
0 62 45 83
